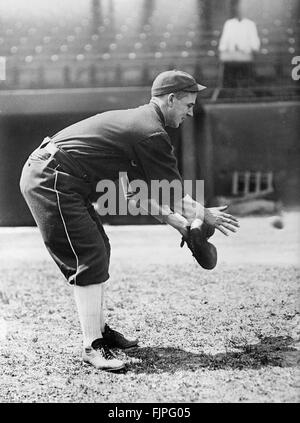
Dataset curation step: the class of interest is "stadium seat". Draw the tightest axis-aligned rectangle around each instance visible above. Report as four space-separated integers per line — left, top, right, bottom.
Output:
0 2 298 92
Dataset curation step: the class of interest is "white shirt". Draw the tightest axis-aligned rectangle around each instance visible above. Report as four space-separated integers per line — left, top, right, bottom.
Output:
218 18 261 54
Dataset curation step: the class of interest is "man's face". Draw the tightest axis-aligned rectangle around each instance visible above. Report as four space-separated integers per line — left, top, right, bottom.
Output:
236 1 246 19
166 92 197 128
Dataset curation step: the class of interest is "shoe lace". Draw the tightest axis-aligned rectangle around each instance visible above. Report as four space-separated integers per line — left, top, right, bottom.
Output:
100 344 115 360
92 338 116 360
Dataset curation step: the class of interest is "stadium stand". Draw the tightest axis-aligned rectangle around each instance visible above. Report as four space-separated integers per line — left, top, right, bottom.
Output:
0 0 299 100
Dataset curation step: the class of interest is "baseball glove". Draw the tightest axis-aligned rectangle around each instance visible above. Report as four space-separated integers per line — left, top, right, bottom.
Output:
180 222 217 270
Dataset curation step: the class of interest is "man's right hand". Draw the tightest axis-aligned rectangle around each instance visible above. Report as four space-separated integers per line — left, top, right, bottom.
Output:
165 212 190 239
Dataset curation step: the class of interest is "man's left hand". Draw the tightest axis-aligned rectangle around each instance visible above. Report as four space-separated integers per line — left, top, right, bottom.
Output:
204 206 240 236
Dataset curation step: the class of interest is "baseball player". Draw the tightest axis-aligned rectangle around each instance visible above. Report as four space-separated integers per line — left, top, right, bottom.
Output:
20 70 239 371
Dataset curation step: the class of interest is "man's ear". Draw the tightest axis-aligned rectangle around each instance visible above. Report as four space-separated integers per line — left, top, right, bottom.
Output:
167 93 175 107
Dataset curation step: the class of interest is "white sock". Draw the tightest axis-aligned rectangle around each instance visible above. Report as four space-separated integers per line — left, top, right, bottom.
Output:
74 284 103 348
100 284 106 333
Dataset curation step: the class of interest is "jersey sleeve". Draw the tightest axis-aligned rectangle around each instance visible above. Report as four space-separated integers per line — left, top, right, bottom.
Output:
133 132 183 185
127 132 184 209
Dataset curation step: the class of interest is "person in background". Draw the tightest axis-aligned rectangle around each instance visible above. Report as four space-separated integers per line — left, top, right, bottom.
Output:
218 0 261 89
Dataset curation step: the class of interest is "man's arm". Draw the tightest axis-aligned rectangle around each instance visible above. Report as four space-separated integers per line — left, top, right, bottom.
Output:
128 135 239 235
120 172 189 236
128 197 189 237
174 194 240 236
218 20 231 52
249 21 261 52
129 194 239 237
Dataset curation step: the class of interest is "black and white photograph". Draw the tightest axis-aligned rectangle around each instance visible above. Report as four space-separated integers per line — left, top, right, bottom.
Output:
0 0 299 407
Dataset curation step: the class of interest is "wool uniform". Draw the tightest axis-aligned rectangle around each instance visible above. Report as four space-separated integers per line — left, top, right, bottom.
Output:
19 70 215 370
20 100 182 286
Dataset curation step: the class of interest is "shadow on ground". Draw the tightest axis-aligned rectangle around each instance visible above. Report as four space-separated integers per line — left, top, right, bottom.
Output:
124 336 300 374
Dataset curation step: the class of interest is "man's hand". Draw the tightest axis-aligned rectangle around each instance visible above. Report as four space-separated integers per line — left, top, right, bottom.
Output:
204 206 239 236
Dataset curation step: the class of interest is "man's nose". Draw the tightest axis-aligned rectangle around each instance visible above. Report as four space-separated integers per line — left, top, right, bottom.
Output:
187 109 193 117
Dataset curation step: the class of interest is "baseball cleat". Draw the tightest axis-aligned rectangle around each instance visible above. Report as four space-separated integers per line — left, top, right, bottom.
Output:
83 338 125 371
102 324 139 349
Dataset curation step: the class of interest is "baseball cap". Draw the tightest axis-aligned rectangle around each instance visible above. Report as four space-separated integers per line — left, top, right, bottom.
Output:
151 70 206 97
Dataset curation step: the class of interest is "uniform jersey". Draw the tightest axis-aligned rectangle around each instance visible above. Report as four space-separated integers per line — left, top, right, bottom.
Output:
19 100 184 286
51 100 182 187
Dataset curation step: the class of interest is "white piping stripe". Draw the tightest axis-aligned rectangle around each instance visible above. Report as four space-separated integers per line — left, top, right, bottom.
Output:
54 171 79 285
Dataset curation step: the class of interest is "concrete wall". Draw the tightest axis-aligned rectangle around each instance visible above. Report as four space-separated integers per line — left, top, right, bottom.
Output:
199 102 300 205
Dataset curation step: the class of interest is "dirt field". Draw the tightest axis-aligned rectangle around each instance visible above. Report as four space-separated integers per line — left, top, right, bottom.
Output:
0 212 299 403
